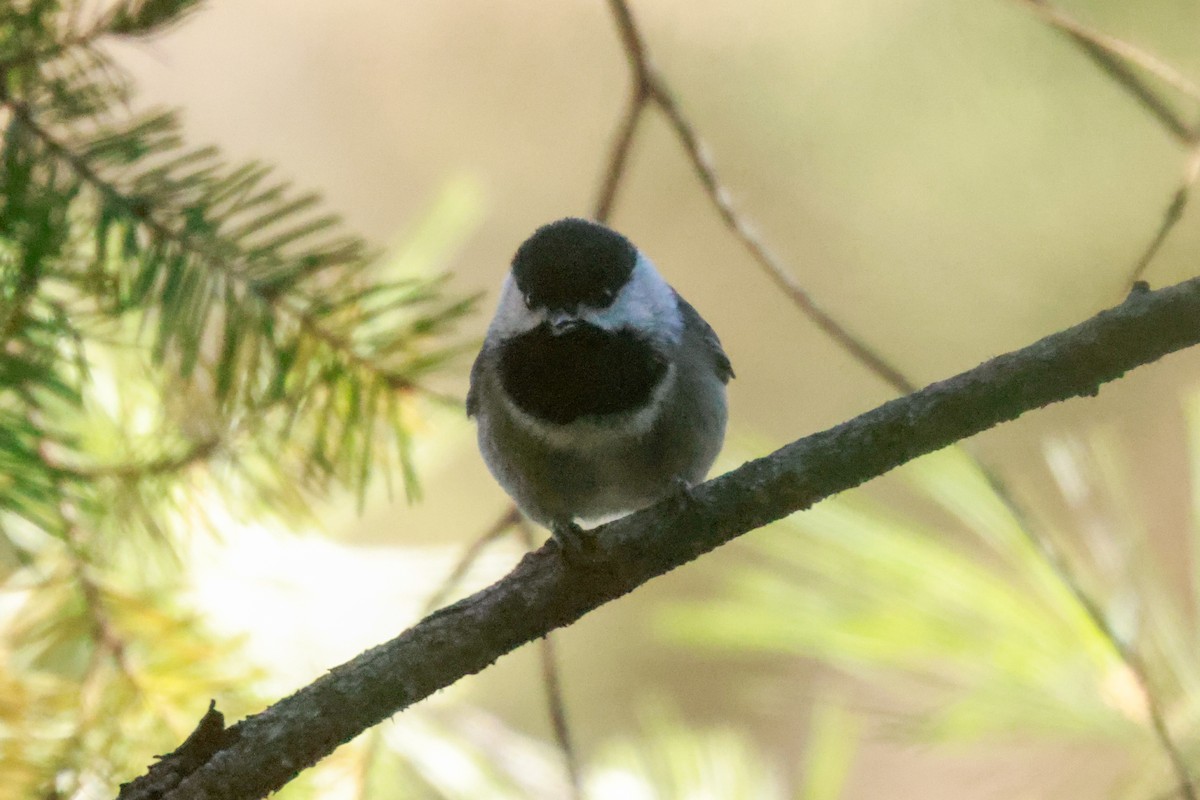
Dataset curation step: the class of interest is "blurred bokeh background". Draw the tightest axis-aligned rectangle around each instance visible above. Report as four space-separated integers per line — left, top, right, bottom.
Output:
7 0 1200 798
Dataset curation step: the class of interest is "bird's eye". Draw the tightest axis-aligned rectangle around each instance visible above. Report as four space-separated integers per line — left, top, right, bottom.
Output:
521 293 533 308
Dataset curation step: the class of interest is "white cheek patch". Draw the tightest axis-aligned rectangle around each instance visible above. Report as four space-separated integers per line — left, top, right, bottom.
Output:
485 253 682 346
487 275 545 341
580 255 682 345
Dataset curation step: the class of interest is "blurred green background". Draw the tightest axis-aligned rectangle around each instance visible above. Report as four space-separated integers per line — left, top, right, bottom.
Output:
7 0 1200 798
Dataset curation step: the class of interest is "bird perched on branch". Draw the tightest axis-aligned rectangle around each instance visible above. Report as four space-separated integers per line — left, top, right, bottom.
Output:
468 218 733 554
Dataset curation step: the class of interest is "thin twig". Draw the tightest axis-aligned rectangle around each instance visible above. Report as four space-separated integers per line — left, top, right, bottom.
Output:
58 501 140 690
423 508 585 796
421 505 521 614
1066 35 1196 145
49 435 222 481
602 0 914 395
41 499 144 798
1126 145 1200 290
535 628 584 799
601 2 1197 796
1017 0 1200 104
1015 0 1200 145
1009 10 1200 789
1016 44 1200 784
593 85 648 224
656 87 917 393
1152 773 1200 800
980 464 1194 800
515 518 584 800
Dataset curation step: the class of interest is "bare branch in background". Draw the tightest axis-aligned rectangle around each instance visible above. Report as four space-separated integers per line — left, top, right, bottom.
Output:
593 86 648 224
999 12 1200 786
980 409 1197 800
48 435 223 481
1015 0 1200 344
49 479 142 692
122 271 1200 800
597 5 1200 796
600 0 914 395
421 505 521 615
994 17 1200 786
517 518 584 800
1126 145 1200 291
1015 0 1200 144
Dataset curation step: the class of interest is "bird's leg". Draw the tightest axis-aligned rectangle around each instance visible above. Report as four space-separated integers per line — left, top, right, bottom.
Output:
666 475 696 514
551 518 593 561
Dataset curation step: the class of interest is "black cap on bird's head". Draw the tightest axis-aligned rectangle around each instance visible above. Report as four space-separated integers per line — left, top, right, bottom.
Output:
511 218 638 313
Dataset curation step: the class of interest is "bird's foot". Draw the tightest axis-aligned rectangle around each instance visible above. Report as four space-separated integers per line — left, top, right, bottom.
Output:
666 476 696 514
551 519 595 563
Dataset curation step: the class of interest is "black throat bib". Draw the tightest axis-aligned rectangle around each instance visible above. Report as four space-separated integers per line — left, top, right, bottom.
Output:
499 323 668 425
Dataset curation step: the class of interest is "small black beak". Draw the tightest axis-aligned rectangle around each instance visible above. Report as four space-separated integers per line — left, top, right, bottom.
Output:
549 317 582 335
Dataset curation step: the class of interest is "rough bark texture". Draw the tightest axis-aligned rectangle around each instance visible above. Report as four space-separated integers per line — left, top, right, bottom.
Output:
122 277 1200 800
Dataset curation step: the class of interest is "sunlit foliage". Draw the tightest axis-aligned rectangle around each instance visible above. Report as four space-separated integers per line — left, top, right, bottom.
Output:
668 429 1200 798
0 1 479 793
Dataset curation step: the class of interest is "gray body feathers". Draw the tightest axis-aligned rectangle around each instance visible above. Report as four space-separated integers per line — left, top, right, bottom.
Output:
468 290 731 527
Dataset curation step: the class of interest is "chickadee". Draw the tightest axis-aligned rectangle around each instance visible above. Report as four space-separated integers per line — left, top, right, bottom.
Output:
468 217 733 552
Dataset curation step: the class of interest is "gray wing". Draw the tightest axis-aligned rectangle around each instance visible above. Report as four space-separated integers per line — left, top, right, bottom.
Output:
466 348 486 417
674 291 734 383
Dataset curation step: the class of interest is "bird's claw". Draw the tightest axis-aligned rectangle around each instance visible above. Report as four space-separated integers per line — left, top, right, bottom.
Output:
667 476 696 513
552 520 595 563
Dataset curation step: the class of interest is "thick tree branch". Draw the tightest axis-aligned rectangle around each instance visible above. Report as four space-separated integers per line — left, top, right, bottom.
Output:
594 8 1195 790
118 274 1200 800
